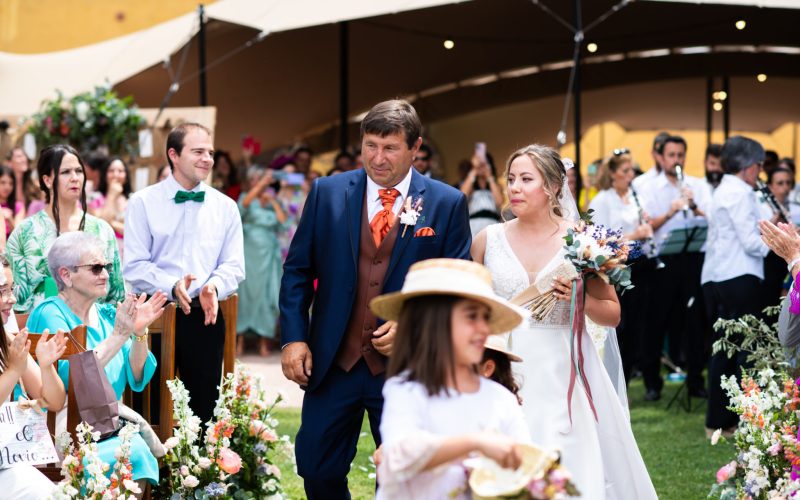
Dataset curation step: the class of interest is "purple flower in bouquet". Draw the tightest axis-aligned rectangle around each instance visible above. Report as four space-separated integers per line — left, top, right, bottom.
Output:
205 482 227 498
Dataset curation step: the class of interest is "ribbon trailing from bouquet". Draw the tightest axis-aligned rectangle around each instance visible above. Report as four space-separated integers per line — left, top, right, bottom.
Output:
566 279 598 426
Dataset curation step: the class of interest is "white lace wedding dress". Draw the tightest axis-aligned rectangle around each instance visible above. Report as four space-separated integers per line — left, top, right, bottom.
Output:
483 223 657 500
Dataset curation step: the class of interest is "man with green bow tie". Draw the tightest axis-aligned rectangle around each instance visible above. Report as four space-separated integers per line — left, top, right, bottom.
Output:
123 122 244 424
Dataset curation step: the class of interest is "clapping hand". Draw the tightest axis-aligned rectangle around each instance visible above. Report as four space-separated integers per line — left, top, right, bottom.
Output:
34 329 67 367
760 220 800 264
113 294 138 336
199 283 218 326
7 330 30 376
133 291 168 335
174 274 197 315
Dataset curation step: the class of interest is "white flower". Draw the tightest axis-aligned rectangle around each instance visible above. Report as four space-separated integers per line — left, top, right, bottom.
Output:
399 209 419 227
711 429 722 445
182 475 200 488
180 465 190 476
198 457 212 469
75 101 90 121
164 436 180 450
122 479 141 494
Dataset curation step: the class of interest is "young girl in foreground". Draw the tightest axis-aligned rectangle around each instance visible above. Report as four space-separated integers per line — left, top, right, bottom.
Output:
370 259 530 499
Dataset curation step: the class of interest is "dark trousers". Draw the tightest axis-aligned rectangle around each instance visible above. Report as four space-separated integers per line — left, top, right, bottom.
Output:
642 252 707 393
175 301 226 424
763 251 788 307
703 274 764 429
618 257 652 382
296 359 384 500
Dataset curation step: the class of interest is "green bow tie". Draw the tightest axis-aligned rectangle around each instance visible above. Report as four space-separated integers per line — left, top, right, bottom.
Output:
174 190 206 204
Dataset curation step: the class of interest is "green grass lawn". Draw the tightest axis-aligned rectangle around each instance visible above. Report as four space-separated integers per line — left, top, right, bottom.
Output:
272 377 735 499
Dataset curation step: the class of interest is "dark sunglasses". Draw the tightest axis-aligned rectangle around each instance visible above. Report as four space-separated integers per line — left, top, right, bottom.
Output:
613 148 630 156
74 263 112 275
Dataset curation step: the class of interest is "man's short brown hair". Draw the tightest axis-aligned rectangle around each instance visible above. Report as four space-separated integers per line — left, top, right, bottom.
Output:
360 100 421 149
166 122 212 169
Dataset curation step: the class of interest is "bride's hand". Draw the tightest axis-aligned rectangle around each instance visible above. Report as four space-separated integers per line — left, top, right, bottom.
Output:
552 277 575 302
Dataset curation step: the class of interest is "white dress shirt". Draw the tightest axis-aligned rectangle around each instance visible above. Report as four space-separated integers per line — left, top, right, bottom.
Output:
123 174 245 300
701 175 769 284
589 188 641 235
631 166 660 192
757 194 800 226
641 171 711 249
365 166 413 221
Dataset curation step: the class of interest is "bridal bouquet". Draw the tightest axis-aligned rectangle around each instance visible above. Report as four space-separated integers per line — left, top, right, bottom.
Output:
519 219 635 321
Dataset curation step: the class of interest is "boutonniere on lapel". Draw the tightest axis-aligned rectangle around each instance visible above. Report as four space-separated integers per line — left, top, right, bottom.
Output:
399 195 425 237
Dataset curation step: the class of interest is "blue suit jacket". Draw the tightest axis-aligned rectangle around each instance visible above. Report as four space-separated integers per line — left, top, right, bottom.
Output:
279 168 472 392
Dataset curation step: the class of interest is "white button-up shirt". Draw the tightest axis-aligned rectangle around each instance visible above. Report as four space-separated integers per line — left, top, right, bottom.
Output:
123 174 245 300
641 171 711 249
589 188 641 235
632 165 660 192
365 166 413 221
701 174 769 284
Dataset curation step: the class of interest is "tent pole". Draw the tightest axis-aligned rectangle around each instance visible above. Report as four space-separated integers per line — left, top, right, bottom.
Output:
573 0 582 174
722 75 730 140
198 4 208 106
706 76 713 148
339 21 349 153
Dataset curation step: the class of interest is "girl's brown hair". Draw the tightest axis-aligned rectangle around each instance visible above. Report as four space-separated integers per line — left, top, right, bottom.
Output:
504 144 566 220
481 348 522 405
595 152 632 191
387 295 472 396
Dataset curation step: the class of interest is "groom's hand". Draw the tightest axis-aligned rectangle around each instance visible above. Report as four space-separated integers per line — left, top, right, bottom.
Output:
372 321 397 356
281 342 313 386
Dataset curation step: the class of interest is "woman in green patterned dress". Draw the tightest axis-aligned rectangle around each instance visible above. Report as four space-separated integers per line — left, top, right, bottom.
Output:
6 145 124 312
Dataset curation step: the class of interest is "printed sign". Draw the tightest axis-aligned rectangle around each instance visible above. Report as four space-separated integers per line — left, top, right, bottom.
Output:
0 402 58 469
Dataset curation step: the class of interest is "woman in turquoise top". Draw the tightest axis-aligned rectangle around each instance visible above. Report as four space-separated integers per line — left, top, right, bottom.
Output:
237 167 287 356
6 145 125 313
27 231 168 486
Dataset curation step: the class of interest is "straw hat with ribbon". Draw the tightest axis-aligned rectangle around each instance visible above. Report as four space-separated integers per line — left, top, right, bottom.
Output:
484 335 522 362
369 259 527 335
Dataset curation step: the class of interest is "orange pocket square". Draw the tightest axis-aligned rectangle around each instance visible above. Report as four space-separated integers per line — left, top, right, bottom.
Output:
414 227 436 237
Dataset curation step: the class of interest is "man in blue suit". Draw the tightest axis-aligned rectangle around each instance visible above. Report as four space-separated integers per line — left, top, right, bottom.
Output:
279 100 471 498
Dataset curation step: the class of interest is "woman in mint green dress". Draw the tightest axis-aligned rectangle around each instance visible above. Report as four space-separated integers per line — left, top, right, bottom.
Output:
237 167 287 356
28 232 168 486
6 145 125 313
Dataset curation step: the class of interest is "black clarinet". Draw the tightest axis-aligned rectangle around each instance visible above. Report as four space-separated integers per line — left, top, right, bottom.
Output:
630 186 666 269
756 179 792 224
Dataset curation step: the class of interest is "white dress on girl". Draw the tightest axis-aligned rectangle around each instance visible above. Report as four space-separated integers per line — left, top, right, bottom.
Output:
482 222 657 500
377 375 530 499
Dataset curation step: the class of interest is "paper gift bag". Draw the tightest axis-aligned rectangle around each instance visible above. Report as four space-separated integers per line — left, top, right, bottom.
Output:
68 350 119 439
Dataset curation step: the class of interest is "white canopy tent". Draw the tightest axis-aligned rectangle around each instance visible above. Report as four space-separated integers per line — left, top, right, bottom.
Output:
0 0 469 116
644 0 800 7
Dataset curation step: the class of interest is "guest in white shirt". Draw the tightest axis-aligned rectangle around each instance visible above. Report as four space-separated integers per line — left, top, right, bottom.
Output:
639 135 711 402
589 149 654 383
631 131 670 192
701 135 768 435
123 123 244 424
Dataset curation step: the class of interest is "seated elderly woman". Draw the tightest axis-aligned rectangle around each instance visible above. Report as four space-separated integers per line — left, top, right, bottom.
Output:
26 231 167 487
0 262 67 497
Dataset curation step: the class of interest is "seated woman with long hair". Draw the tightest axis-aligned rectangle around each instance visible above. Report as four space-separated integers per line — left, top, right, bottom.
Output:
26 232 167 489
0 266 68 498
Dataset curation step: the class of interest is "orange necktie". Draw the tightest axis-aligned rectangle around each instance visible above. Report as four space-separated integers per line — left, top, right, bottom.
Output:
370 188 400 247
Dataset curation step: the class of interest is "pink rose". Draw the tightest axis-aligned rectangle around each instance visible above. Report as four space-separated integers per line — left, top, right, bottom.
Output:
250 420 278 442
716 461 737 484
217 448 242 474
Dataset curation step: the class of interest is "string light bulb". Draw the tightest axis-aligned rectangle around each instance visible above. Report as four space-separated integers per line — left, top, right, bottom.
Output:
735 20 746 30
713 102 723 111
587 43 598 53
757 73 767 82
443 38 455 50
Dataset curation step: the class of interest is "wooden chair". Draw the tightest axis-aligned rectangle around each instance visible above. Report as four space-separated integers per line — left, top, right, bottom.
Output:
220 293 239 376
27 325 88 482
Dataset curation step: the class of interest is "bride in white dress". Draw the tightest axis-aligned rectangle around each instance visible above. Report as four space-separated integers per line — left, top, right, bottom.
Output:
472 144 657 499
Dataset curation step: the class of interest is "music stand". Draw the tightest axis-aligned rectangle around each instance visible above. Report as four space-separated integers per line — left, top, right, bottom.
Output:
658 222 708 412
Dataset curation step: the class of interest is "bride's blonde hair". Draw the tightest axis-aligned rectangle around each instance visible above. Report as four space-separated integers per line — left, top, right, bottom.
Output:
504 144 567 220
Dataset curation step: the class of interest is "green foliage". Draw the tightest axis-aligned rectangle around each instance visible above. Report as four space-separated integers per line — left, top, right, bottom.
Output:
28 84 143 157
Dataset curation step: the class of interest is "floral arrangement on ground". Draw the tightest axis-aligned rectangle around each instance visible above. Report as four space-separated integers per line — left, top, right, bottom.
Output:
709 307 800 499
